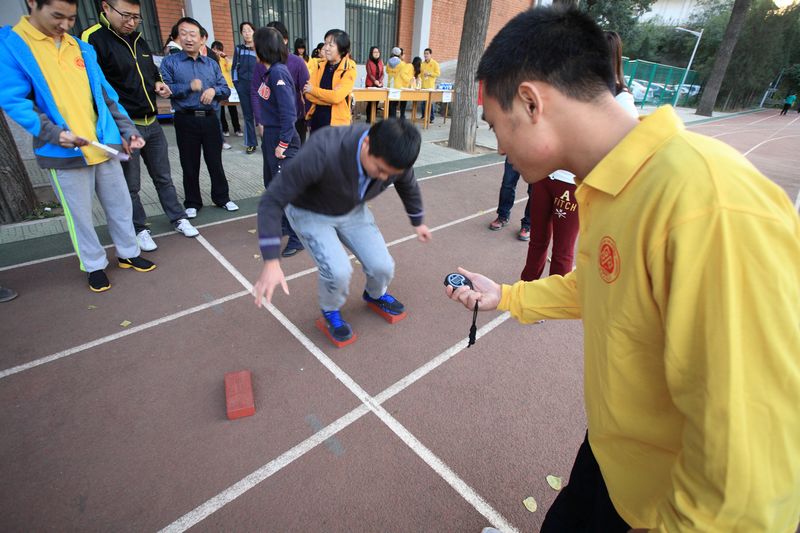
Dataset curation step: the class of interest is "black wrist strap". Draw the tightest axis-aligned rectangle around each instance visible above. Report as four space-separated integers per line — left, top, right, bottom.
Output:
468 301 478 347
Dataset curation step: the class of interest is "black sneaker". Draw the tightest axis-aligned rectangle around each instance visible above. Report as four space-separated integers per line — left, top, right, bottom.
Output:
88 270 111 292
362 291 405 315
281 244 304 258
322 310 353 342
118 256 157 272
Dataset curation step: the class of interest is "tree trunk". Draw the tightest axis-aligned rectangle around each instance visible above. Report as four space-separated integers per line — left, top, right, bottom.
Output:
0 111 37 223
447 0 492 153
695 0 751 116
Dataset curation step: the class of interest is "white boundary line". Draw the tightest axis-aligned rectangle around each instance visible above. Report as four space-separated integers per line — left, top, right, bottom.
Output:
0 162 503 273
0 199 525 380
743 133 800 156
795 189 800 212
159 312 511 533
746 112 780 126
167 235 519 533
0 291 248 380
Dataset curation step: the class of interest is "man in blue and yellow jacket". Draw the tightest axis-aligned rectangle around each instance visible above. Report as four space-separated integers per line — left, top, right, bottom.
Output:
0 0 155 292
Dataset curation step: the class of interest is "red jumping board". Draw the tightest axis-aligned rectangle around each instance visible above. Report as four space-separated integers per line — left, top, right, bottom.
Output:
224 370 255 420
366 302 407 324
315 318 358 348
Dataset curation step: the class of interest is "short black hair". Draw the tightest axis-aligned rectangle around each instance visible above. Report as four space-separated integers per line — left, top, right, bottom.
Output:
200 27 208 39
424 48 432 54
254 27 288 65
266 20 289 41
32 0 77 8
176 17 203 34
477 7 614 110
324 28 350 58
239 21 255 33
211 40 223 51
107 0 140 5
368 119 421 170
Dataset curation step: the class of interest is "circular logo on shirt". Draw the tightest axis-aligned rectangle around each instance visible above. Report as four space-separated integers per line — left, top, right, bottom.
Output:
74 57 86 69
258 82 270 101
598 236 620 283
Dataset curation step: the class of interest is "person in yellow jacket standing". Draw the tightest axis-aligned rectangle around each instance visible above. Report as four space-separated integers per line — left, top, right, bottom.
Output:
211 40 242 138
449 7 800 533
303 29 356 133
420 47 440 122
386 47 413 119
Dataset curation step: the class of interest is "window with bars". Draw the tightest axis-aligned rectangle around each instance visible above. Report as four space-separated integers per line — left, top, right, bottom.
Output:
228 0 308 48
72 0 162 52
345 0 398 64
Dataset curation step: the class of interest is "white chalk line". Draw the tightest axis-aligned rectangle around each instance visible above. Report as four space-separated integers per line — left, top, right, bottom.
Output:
160 236 518 533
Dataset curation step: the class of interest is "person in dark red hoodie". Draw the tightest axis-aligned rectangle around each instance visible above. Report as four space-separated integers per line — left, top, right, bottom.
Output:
364 46 384 122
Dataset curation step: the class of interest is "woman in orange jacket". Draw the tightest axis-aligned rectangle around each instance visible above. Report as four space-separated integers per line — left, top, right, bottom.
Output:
303 29 357 132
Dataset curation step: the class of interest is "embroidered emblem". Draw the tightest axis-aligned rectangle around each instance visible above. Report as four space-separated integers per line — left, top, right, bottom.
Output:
258 82 270 100
598 236 620 283
74 57 85 69
276 79 286 86
555 208 567 219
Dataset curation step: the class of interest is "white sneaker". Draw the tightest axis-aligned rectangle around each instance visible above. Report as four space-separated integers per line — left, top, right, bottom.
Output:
174 218 199 238
223 201 239 212
222 142 232 150
136 229 157 251
223 131 230 137
185 208 197 219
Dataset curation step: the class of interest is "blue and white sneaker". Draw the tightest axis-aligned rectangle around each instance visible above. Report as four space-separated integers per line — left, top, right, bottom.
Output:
321 310 353 342
362 291 405 315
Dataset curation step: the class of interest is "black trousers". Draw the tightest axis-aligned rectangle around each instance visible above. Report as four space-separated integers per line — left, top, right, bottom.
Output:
174 112 231 210
295 118 307 145
541 433 631 533
219 104 241 133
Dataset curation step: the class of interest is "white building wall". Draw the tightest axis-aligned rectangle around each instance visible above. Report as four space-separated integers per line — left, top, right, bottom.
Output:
641 0 699 24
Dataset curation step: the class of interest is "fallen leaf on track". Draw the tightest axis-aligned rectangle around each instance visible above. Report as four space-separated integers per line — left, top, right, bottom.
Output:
546 475 562 491
120 320 132 328
522 496 537 513
247 229 256 234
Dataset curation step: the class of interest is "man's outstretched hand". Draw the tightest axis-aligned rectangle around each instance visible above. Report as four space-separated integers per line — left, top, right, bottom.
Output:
253 259 290 307
444 267 502 311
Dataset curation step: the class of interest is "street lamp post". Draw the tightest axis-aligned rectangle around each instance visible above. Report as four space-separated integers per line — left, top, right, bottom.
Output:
673 27 703 107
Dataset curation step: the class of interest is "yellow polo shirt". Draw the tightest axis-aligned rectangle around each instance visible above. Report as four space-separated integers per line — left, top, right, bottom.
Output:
14 16 107 164
498 106 800 531
420 58 440 89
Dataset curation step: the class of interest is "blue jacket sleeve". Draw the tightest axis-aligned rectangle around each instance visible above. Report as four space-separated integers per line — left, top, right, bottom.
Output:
273 68 297 146
231 46 239 82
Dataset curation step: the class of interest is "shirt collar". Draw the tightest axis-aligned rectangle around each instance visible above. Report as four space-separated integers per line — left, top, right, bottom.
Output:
356 130 369 180
179 51 207 63
18 15 75 46
581 105 684 197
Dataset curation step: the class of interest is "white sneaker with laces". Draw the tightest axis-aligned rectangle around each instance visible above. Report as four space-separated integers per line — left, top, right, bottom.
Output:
136 229 157 251
185 208 197 219
174 218 199 237
223 201 239 212
222 142 232 150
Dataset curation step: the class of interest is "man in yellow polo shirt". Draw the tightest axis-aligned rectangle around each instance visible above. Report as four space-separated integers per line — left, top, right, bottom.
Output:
449 8 800 532
0 0 155 292
420 47 440 122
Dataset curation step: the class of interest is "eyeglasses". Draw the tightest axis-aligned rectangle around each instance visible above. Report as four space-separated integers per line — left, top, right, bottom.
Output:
107 2 142 23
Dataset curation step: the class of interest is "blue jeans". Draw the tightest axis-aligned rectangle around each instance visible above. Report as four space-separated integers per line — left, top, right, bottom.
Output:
234 79 257 148
284 203 394 311
496 159 531 228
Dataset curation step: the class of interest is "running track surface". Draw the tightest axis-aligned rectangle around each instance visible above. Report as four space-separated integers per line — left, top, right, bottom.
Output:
1 109 798 532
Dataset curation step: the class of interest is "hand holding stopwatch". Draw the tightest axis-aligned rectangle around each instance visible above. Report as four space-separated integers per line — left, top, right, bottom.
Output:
444 272 478 347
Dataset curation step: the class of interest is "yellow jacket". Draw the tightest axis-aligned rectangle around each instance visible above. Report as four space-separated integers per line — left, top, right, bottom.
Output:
420 58 440 89
498 106 800 531
305 56 357 126
218 55 234 88
386 61 414 89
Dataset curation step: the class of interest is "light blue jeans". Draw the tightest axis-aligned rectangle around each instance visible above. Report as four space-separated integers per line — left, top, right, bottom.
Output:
284 203 394 312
